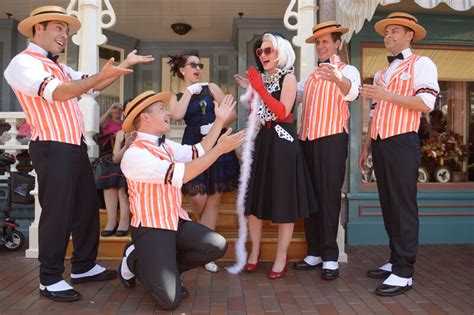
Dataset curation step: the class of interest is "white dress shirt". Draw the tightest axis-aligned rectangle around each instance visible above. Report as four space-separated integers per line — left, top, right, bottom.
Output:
376 48 439 111
4 42 91 103
121 132 205 189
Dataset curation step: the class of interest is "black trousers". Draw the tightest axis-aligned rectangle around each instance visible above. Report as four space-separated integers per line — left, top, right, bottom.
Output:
127 220 227 311
29 140 99 285
300 133 348 261
372 132 420 278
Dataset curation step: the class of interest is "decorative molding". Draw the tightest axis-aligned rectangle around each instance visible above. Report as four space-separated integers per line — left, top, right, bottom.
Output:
359 204 474 217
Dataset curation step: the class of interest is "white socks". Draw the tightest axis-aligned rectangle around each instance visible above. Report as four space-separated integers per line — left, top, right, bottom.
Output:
70 264 106 279
304 255 323 266
39 280 73 292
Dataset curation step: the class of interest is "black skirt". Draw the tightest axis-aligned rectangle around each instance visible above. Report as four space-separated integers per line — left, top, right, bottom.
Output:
244 122 318 223
95 155 127 190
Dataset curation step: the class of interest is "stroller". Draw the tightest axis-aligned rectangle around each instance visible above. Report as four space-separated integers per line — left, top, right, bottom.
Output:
0 152 26 251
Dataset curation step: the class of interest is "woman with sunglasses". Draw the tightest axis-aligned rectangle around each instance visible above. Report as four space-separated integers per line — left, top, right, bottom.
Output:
232 34 317 279
168 51 240 273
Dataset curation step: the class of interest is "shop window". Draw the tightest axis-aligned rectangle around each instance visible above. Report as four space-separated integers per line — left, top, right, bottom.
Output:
360 44 473 186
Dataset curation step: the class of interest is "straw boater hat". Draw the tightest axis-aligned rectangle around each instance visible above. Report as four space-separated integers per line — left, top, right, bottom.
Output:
18 6 81 38
374 12 426 42
305 21 348 43
123 90 172 132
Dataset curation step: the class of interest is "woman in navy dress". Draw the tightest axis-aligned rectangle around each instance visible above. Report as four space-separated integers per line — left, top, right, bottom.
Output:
168 51 240 273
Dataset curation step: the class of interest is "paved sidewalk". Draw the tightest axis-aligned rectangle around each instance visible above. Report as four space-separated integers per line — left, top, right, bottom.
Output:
0 244 472 314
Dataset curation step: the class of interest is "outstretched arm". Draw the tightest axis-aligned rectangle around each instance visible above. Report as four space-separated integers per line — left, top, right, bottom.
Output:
52 58 133 102
94 50 154 91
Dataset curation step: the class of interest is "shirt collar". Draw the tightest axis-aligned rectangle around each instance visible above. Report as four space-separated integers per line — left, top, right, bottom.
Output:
396 48 412 59
27 42 48 57
318 55 340 64
136 131 164 144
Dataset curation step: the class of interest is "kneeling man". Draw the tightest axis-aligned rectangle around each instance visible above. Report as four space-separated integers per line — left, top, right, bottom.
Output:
118 91 244 310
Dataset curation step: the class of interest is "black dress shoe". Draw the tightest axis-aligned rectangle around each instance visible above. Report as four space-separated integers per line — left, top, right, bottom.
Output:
321 268 339 280
71 269 117 284
39 288 81 302
367 269 391 279
292 260 321 270
115 230 129 237
375 283 412 296
181 285 189 299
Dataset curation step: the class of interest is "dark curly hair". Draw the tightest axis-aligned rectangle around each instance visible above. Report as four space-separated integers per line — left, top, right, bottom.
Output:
167 50 200 80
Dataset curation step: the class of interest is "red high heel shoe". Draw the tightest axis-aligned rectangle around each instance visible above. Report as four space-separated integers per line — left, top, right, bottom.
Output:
244 262 258 272
244 253 260 272
267 256 289 280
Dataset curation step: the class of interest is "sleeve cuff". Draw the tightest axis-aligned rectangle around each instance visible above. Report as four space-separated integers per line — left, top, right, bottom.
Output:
195 143 205 157
42 78 61 102
369 103 377 118
340 77 360 101
416 94 436 111
171 162 185 188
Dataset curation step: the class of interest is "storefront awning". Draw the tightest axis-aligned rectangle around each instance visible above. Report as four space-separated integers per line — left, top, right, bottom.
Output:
336 0 474 43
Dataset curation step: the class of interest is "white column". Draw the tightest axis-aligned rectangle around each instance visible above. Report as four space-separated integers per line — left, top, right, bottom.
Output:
25 169 40 258
284 0 347 263
67 0 116 159
284 0 317 79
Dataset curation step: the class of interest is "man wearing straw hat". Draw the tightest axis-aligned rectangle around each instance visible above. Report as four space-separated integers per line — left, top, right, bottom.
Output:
293 21 360 281
360 12 439 296
117 91 244 310
4 5 153 302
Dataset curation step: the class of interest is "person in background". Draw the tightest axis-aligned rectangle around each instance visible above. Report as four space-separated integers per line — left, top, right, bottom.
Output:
97 128 135 237
167 51 240 273
98 102 123 155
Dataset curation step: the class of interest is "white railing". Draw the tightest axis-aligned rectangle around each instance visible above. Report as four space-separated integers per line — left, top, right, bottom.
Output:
0 112 40 258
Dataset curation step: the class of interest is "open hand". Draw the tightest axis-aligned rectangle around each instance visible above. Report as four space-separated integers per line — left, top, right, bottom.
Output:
234 74 249 89
315 56 343 82
216 128 246 154
125 49 154 67
214 94 236 123
359 84 388 101
246 67 264 92
100 58 133 80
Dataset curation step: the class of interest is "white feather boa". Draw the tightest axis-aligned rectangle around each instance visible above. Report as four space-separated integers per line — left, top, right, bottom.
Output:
226 87 261 274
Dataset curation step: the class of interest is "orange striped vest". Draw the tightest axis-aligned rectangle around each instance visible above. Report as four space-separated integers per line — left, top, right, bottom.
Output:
127 139 190 231
11 50 85 145
299 62 350 140
371 55 421 140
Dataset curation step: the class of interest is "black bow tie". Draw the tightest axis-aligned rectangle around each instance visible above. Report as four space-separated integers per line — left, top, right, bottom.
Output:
158 135 166 146
317 59 330 66
387 52 404 64
47 52 59 63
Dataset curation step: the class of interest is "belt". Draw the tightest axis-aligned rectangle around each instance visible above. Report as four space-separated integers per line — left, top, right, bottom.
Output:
264 114 293 128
